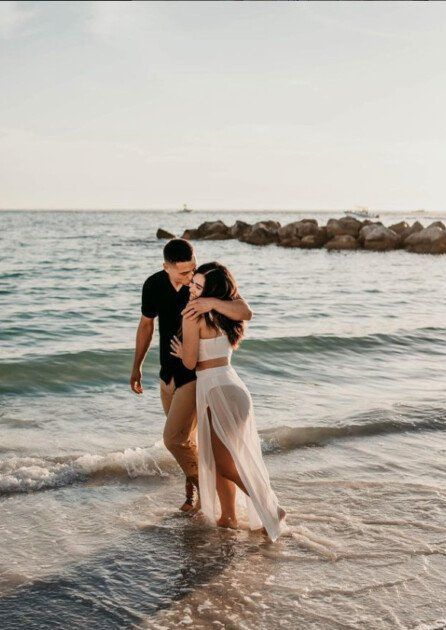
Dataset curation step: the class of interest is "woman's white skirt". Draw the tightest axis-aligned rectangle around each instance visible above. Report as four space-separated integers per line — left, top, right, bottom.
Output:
196 364 281 542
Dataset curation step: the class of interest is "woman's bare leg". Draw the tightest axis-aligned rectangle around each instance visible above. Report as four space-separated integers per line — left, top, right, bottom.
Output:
207 408 248 495
205 408 239 526
207 408 286 530
216 471 237 527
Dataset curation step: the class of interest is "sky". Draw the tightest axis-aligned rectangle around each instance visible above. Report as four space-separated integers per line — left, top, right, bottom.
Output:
1 0 446 211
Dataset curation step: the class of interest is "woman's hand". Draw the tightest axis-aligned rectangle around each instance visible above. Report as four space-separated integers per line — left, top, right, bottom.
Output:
170 335 183 359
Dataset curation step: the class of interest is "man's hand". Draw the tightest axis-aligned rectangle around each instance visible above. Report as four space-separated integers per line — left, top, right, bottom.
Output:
181 298 215 320
130 367 143 394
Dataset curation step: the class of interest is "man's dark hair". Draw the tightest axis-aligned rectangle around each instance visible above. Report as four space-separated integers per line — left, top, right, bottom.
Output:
163 238 194 263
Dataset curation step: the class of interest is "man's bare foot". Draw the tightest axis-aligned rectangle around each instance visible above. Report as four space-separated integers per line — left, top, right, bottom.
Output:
217 515 238 529
181 477 199 514
180 496 201 515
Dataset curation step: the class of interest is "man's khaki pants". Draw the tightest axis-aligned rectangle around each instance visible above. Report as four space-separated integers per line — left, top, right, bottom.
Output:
160 378 199 490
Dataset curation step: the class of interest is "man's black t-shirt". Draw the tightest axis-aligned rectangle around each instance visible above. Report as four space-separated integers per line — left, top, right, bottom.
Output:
141 270 196 388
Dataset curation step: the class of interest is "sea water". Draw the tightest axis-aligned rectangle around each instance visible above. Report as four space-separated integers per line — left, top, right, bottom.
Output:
1 210 446 629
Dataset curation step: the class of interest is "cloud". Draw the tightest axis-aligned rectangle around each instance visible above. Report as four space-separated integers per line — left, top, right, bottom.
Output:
85 0 146 38
0 1 35 39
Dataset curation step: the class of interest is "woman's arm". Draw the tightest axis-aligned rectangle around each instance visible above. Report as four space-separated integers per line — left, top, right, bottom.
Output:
181 315 200 370
182 297 253 322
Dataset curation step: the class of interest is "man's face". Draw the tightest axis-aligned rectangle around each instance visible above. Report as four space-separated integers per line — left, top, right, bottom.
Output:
164 256 197 286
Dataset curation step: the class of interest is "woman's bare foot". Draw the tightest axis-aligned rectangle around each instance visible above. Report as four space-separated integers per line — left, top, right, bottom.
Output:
180 501 195 513
217 515 238 529
260 506 287 535
278 506 286 522
191 510 206 524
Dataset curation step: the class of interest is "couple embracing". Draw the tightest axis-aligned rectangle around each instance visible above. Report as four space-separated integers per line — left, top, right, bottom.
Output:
130 238 285 542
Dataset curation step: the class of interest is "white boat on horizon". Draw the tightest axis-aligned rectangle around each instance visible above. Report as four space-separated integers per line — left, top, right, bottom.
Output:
179 203 192 213
344 206 380 219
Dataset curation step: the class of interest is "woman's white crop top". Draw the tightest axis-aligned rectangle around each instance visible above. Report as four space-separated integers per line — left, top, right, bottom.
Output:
198 333 233 362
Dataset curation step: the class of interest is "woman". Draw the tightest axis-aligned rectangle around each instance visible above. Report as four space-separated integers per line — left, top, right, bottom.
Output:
170 262 285 542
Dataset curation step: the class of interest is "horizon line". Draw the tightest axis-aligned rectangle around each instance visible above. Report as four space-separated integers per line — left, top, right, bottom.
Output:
0 207 439 213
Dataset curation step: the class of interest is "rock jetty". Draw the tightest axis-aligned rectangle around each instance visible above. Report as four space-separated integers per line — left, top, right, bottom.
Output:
156 218 446 255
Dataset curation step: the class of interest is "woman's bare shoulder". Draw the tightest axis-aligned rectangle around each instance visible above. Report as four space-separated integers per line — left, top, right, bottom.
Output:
183 313 207 331
198 320 223 340
196 316 208 337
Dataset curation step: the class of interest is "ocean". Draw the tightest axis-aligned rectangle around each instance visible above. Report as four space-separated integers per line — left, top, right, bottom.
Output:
1 209 446 629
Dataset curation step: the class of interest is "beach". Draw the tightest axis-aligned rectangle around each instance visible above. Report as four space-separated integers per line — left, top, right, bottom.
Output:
1 209 446 629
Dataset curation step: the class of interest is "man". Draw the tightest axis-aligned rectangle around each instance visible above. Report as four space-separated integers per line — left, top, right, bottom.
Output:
130 238 252 512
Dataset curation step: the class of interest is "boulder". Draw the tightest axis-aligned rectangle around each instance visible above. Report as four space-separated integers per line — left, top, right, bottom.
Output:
202 231 233 240
326 217 362 239
400 221 423 244
325 234 358 251
300 218 318 225
404 225 446 254
388 221 410 236
387 221 410 249
181 228 200 240
257 220 281 231
363 225 400 251
297 219 319 237
358 222 384 245
156 228 176 239
427 221 446 231
197 220 231 239
278 235 301 248
239 221 279 246
277 219 321 247
277 221 301 247
300 226 328 248
230 220 251 239
181 220 231 240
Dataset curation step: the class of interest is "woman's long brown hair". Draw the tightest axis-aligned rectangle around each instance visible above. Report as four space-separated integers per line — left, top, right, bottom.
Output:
195 261 245 348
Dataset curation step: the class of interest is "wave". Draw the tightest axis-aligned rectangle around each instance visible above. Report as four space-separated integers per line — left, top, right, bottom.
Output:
240 327 446 357
0 348 136 395
1 327 445 395
0 444 172 495
1 404 444 495
260 404 446 453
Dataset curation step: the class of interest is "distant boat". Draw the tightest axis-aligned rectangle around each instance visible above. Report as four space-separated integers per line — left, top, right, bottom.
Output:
344 206 380 219
179 203 192 213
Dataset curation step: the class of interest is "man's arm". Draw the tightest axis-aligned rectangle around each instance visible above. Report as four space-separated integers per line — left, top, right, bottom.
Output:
182 297 253 322
130 315 155 394
212 297 252 321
